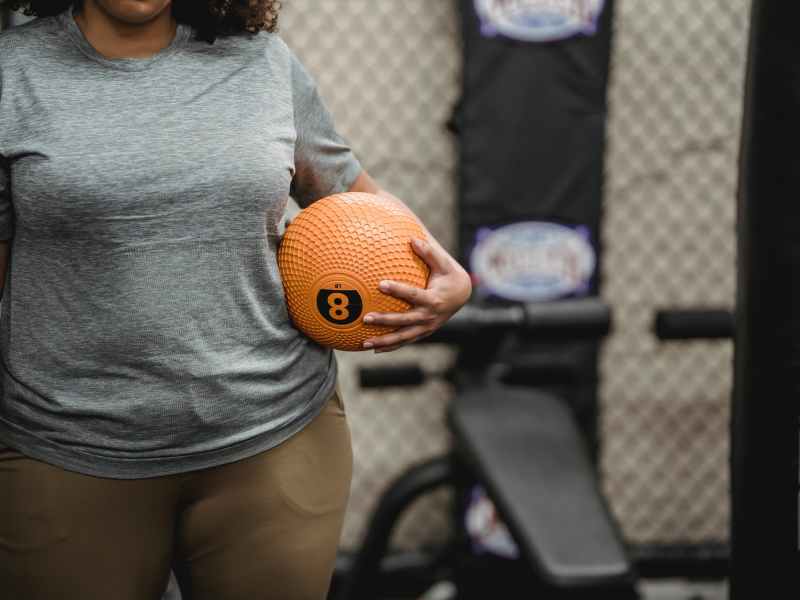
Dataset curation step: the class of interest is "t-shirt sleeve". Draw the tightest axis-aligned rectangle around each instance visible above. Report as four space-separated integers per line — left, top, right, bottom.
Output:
289 51 363 209
0 157 13 241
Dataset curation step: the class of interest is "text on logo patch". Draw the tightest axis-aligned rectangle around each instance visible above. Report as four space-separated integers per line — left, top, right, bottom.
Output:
475 0 605 42
469 221 596 302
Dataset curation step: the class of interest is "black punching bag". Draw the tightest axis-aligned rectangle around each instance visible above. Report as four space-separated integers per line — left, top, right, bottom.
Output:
452 0 614 458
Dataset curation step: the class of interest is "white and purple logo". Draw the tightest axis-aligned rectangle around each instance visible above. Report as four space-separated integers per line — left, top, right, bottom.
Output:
475 0 605 42
470 221 596 302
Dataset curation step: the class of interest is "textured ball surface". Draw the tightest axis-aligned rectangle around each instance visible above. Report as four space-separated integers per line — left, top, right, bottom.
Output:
277 192 430 351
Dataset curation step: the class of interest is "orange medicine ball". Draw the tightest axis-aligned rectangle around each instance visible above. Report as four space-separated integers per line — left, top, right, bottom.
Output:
277 192 431 351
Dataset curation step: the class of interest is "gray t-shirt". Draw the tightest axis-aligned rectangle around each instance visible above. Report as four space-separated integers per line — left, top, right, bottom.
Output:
0 6 363 478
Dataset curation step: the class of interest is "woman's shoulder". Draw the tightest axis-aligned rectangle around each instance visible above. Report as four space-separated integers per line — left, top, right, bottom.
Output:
215 27 288 53
207 28 296 72
240 28 314 66
247 29 295 63
0 13 62 42
0 15 66 65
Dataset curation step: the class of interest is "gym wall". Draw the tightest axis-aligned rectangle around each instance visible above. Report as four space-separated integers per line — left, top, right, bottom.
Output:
600 0 749 546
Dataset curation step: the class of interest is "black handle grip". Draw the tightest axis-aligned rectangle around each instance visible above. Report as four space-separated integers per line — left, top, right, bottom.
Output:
359 298 612 388
424 297 612 344
654 309 735 340
359 365 425 388
522 297 612 338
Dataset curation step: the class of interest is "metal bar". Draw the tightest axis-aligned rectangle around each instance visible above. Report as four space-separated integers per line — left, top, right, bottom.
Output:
336 457 455 600
654 309 734 340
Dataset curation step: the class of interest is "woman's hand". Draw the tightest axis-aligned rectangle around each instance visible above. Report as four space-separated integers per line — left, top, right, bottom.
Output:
344 170 472 352
361 236 472 353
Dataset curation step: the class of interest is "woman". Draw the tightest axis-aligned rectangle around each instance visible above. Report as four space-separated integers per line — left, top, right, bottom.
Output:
0 1 472 599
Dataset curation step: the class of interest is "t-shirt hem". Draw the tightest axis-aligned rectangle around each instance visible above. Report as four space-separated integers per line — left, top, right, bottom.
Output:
0 373 337 480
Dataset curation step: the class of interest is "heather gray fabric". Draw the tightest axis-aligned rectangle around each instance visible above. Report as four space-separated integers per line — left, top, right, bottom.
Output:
0 6 363 478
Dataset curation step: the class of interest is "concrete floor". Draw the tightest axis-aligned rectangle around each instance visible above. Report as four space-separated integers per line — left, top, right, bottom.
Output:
163 574 730 599
410 580 729 600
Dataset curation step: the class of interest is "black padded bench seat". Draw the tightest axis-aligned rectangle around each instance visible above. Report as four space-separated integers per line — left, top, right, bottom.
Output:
447 384 635 590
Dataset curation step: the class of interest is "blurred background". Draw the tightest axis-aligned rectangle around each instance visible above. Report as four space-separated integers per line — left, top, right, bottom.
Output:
1 1 756 598
278 4 747 598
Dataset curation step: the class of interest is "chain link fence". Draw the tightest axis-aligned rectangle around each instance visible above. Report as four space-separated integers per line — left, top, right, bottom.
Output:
600 0 750 546
1 0 752 562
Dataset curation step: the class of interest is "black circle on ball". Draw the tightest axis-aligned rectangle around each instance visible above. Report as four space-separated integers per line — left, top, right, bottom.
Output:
316 289 363 325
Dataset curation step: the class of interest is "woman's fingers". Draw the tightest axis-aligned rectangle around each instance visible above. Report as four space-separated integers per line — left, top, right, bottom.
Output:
411 238 451 274
363 324 434 351
374 329 435 353
363 309 433 328
378 279 439 308
362 239 467 352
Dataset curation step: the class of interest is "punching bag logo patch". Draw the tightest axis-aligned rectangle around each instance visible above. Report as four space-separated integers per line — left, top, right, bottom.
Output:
475 0 605 42
469 222 596 302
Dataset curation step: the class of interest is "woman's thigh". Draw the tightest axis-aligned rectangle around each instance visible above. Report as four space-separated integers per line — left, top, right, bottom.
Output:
0 446 178 600
174 389 353 600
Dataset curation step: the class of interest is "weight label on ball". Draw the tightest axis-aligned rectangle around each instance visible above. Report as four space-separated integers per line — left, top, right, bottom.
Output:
317 289 363 325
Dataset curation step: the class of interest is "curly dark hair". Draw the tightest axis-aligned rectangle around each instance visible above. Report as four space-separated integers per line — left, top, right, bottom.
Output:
0 0 282 43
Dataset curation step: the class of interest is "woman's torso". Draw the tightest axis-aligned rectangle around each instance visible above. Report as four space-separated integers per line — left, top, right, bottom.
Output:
0 8 343 478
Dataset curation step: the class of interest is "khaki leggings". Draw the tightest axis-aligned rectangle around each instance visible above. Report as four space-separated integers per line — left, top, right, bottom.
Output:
0 389 353 600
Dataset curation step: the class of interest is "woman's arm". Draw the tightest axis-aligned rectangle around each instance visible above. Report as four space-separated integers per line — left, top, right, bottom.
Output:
347 170 472 353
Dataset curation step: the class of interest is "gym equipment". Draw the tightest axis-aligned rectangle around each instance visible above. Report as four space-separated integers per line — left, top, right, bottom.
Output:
659 4 800 594
657 304 800 596
277 192 430 351
336 298 638 600
453 0 615 506
730 1 800 597
654 310 734 341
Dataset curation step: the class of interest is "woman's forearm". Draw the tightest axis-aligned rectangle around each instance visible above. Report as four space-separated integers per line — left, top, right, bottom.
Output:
347 170 467 277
